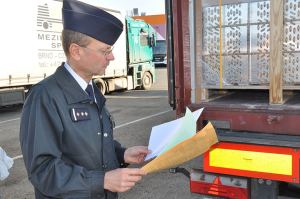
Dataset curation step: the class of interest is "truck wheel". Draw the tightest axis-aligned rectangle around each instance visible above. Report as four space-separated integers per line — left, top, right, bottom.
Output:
142 71 152 90
95 78 107 95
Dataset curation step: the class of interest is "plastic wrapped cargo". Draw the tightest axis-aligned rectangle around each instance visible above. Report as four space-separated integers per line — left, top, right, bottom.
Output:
201 0 300 88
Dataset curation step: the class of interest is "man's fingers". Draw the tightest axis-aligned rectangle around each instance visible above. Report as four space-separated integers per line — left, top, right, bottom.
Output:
124 168 146 176
118 169 145 184
126 174 142 182
132 146 151 154
139 147 151 154
118 184 135 193
117 171 143 192
117 184 134 193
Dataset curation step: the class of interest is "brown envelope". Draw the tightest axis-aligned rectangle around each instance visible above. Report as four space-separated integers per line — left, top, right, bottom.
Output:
141 122 218 174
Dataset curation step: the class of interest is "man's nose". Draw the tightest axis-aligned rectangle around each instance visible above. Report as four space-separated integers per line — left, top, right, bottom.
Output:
107 52 115 61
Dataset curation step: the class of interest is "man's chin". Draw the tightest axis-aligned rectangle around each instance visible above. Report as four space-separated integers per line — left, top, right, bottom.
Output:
93 66 107 76
95 70 106 76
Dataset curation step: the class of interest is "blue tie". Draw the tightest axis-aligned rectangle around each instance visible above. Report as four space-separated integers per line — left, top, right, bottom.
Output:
85 84 95 101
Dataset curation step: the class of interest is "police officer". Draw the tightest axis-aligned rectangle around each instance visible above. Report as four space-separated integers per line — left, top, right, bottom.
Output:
20 0 149 198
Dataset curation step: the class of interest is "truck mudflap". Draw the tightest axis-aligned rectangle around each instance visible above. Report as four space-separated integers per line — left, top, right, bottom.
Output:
190 169 249 199
204 142 300 183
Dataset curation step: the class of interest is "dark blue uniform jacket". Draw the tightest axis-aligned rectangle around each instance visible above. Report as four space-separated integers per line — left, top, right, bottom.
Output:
20 64 126 199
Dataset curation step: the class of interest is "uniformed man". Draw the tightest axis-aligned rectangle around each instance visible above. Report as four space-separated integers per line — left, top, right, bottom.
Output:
20 0 150 198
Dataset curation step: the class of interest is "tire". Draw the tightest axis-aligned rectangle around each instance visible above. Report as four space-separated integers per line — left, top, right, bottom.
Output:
94 78 107 95
142 71 152 90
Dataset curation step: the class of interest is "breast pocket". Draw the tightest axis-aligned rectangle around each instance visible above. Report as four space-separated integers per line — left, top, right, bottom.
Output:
61 105 101 156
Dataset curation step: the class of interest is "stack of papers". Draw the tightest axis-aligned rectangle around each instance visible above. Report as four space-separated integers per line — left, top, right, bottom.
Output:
142 108 218 173
145 108 203 160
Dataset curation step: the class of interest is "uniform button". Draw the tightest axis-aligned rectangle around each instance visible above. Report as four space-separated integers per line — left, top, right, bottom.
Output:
100 115 103 119
97 132 101 135
104 133 108 137
102 164 107 169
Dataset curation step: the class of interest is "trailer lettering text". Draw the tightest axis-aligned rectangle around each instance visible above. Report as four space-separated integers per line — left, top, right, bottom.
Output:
38 33 61 41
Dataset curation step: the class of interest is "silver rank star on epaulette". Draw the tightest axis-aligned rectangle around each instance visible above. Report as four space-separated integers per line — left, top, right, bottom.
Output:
70 108 91 122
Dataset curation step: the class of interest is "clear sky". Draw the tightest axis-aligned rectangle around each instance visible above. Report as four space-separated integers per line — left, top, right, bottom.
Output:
85 0 165 15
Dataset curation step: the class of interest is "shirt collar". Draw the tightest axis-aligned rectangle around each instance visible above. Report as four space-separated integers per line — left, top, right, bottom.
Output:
64 62 93 90
55 64 105 108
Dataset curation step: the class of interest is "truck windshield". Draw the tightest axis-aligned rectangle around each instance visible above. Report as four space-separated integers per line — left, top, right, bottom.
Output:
154 40 166 55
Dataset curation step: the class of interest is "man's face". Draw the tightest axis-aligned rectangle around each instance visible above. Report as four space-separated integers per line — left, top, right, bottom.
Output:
78 37 115 77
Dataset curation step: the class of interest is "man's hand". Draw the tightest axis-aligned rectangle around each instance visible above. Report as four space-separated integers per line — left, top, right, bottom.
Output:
104 168 146 192
124 146 150 164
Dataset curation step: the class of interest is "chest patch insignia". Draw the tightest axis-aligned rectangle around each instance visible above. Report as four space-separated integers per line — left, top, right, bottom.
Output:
70 108 91 122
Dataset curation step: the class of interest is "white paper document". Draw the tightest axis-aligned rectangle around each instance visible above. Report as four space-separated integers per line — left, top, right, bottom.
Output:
145 108 204 160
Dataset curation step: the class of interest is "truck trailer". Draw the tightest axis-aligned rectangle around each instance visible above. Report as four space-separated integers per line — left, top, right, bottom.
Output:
167 0 300 198
0 0 156 106
133 14 167 66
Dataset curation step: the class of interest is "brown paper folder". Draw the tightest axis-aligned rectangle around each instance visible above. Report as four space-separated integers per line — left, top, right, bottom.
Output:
141 122 218 174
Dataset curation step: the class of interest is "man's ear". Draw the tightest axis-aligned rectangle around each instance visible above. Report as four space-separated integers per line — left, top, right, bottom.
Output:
69 43 81 61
